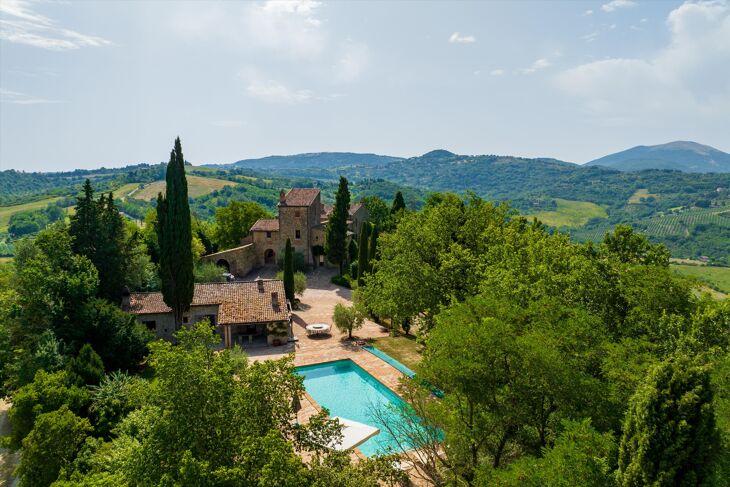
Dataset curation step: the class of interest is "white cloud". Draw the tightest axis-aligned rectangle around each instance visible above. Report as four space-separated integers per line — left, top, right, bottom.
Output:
0 88 60 104
490 69 505 76
585 9 594 15
246 80 313 104
583 31 599 42
449 32 476 44
245 0 325 57
333 42 370 82
0 0 111 50
520 58 551 74
556 1 730 125
602 0 637 13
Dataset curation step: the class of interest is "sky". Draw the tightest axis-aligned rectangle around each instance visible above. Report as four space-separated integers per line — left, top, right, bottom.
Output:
1 0 729 172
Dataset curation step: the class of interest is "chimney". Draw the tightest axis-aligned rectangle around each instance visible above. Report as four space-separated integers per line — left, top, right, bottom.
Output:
271 292 279 307
121 287 131 310
257 279 264 292
279 190 286 204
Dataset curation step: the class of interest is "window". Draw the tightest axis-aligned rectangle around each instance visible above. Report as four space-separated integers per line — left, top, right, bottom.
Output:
294 210 301 217
295 230 301 239
183 316 189 324
142 320 156 331
266 231 272 238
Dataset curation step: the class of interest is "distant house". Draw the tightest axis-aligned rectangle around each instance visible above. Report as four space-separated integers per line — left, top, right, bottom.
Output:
122 279 291 348
202 188 369 275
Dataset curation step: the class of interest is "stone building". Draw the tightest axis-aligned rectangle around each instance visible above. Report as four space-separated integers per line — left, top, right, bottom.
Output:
203 188 369 276
122 280 291 348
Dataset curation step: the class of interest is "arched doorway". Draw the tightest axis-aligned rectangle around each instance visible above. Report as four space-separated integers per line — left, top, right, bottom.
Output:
264 249 276 265
216 259 231 272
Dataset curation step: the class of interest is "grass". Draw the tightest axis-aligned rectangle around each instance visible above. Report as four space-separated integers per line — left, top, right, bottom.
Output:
0 196 64 232
112 182 144 200
368 334 423 370
628 188 659 204
528 198 608 228
131 175 236 201
672 264 730 294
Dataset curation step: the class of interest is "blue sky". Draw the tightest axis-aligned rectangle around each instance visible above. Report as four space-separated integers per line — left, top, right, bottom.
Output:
1 0 729 172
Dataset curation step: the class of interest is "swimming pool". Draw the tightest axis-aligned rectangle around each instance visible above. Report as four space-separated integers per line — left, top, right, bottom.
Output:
296 359 410 457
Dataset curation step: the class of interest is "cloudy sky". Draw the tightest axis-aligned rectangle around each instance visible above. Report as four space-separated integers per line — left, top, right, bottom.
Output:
1 0 729 171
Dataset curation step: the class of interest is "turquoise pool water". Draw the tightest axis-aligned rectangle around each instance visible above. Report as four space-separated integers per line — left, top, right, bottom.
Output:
362 345 416 378
296 359 409 457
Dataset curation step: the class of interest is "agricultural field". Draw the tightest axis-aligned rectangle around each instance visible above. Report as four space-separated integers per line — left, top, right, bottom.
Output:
112 182 145 200
0 196 64 232
528 198 608 228
672 264 730 295
628 188 659 204
634 207 730 237
131 175 236 201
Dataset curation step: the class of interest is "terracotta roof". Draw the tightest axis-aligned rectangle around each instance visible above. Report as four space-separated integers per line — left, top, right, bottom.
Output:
125 281 289 325
281 188 320 207
322 203 363 218
250 219 279 232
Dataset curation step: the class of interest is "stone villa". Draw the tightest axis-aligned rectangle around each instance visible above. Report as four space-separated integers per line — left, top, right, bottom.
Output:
202 188 369 276
123 279 291 348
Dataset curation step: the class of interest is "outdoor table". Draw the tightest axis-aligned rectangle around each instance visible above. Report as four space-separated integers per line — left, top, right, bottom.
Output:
305 323 331 336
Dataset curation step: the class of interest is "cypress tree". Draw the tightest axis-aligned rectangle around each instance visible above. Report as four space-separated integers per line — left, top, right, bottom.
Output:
283 238 295 304
368 224 378 263
96 193 127 301
617 355 719 486
356 221 371 286
70 179 98 257
156 137 194 328
325 176 350 275
391 191 406 214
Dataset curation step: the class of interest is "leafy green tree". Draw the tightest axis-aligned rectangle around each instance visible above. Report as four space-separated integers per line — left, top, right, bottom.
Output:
8 370 90 449
276 270 306 297
283 238 295 303
156 137 194 328
601 224 670 266
66 344 105 386
95 193 127 301
89 371 147 438
69 179 99 258
325 176 350 274
360 195 390 231
391 191 406 214
368 224 378 262
348 238 358 265
332 303 364 340
357 221 371 286
193 262 227 283
213 200 271 250
617 355 720 486
16 406 92 487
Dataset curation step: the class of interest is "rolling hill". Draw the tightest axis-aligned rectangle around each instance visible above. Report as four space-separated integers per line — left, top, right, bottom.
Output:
585 141 730 173
222 152 402 170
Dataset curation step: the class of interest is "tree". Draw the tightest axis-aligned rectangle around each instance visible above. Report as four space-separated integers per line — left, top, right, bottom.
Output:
357 221 371 286
368 224 378 263
617 355 720 486
156 137 194 328
69 179 98 258
360 196 390 231
16 406 92 487
66 343 105 386
213 201 271 250
332 303 364 340
276 270 307 296
348 238 358 264
325 176 350 274
283 238 295 303
391 191 405 214
96 193 127 301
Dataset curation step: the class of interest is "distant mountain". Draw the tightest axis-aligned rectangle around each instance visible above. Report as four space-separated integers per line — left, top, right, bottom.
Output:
219 152 402 170
586 141 730 173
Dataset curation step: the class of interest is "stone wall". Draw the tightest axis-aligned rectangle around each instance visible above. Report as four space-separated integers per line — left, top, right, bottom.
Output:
251 230 280 266
201 243 258 277
135 304 221 342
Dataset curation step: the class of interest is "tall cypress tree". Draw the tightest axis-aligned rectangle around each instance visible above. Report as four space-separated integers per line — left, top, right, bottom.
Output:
97 193 127 301
325 176 350 275
70 179 98 257
157 137 194 328
391 191 406 214
283 238 295 304
356 221 371 286
368 224 378 263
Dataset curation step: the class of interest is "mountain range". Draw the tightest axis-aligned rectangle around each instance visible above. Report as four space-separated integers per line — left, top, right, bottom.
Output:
585 141 730 173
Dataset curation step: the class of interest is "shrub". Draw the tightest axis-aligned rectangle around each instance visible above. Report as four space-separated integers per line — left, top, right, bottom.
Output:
277 250 308 273
194 262 227 283
331 274 352 289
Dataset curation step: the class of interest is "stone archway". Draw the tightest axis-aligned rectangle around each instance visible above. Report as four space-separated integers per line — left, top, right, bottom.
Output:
216 259 231 272
264 249 276 265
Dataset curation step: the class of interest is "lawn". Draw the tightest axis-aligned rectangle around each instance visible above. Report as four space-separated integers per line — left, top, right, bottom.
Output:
628 188 659 204
529 198 608 228
672 264 730 295
112 182 144 200
0 196 64 232
131 175 236 201
368 334 423 370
